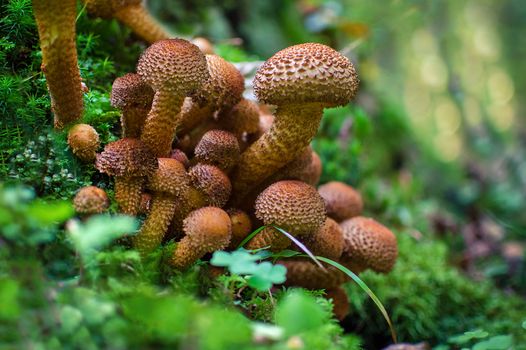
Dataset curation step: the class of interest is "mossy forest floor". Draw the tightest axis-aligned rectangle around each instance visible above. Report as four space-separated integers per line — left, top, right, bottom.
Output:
1 1 525 349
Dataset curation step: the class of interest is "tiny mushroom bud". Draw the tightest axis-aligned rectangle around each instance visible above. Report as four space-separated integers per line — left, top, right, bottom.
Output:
67 124 100 163
193 130 240 172
340 216 398 273
133 158 191 255
111 73 154 138
318 181 363 222
32 0 84 128
95 138 157 215
171 207 232 270
137 39 209 157
73 186 109 216
82 0 169 43
231 43 359 203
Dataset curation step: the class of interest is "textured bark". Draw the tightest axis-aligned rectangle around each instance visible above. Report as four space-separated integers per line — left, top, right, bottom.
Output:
230 103 323 204
114 5 169 44
115 176 143 215
32 0 83 128
133 196 177 255
141 93 184 157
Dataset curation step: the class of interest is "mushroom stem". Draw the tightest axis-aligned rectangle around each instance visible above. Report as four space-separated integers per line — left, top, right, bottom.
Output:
115 176 143 215
140 93 184 157
133 196 177 255
121 107 149 138
32 0 83 129
230 103 323 204
113 4 169 44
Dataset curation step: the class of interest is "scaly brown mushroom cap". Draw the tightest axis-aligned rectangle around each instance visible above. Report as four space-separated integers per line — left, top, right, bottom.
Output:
33 0 83 129
171 207 232 270
82 0 169 43
255 180 326 236
227 209 253 249
95 138 157 177
137 39 209 157
230 43 358 203
278 259 347 289
188 164 232 207
177 54 245 135
111 73 154 138
318 182 363 222
73 186 109 215
95 138 157 215
67 124 100 163
133 158 190 255
340 216 398 273
253 43 359 107
302 218 344 261
194 130 240 171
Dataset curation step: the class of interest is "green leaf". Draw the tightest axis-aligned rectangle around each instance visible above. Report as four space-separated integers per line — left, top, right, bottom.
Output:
246 262 287 291
472 335 512 350
450 329 489 344
210 250 261 275
275 290 326 336
0 278 20 320
522 320 526 330
28 199 74 225
67 215 138 261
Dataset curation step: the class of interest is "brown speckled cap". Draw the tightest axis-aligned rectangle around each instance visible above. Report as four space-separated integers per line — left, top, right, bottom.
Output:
193 54 244 109
255 180 326 236
73 186 109 214
183 207 232 250
303 218 344 260
318 181 363 222
189 164 232 207
147 158 191 197
253 43 359 107
340 216 398 273
67 124 100 163
136 39 209 93
111 73 154 109
194 130 240 171
95 138 157 177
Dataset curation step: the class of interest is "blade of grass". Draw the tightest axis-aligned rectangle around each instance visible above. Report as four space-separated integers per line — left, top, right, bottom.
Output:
237 225 267 249
303 255 397 343
272 226 324 269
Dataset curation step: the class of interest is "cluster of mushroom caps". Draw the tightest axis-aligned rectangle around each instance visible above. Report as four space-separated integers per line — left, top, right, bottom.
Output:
70 38 398 319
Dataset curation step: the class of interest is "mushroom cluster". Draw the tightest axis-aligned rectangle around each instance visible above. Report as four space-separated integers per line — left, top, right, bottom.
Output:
71 38 398 320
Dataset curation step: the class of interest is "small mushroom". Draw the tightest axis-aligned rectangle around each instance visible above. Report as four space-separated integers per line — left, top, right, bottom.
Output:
67 124 100 163
95 138 157 215
230 43 359 203
246 180 326 250
110 73 154 138
318 182 363 222
82 0 170 43
227 209 253 249
137 39 209 157
132 158 190 255
340 216 398 273
171 207 232 270
193 130 240 172
177 54 245 136
73 186 109 217
32 0 83 128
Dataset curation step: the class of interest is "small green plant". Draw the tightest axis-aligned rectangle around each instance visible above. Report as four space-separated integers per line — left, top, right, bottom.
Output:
434 329 514 350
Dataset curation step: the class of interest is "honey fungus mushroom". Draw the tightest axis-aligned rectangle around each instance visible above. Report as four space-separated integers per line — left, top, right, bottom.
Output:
137 39 209 157
73 186 109 216
82 0 169 44
111 73 154 138
193 130 240 172
171 207 232 270
340 216 398 273
318 181 363 222
67 124 100 163
246 180 326 250
95 138 157 215
32 0 84 129
230 43 359 203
